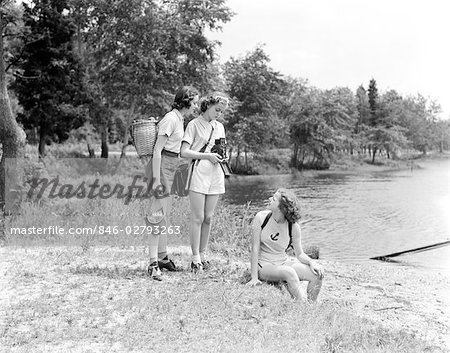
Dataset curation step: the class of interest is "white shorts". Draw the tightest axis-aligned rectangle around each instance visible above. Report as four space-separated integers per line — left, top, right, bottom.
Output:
189 159 225 195
258 256 299 270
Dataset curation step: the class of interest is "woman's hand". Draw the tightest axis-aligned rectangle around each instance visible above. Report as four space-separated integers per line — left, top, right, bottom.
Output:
152 178 161 189
246 278 262 287
309 261 324 279
205 152 222 164
151 179 167 198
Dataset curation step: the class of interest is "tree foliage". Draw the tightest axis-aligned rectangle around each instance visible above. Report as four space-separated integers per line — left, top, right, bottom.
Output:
285 81 359 168
68 0 232 157
3 0 449 171
223 46 287 170
11 0 86 157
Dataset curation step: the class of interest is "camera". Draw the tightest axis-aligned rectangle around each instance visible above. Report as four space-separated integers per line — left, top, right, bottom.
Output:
211 138 232 178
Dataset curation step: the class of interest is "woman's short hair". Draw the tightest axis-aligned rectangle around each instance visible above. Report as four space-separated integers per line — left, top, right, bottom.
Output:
199 92 229 113
277 188 301 223
172 86 199 110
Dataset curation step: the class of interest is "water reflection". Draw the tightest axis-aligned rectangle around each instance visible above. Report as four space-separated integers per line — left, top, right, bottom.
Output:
224 159 450 271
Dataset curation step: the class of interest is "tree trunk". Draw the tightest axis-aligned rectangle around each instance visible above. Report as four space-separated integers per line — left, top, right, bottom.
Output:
120 131 130 159
292 142 299 168
235 146 241 170
371 147 377 164
228 147 234 168
244 149 248 173
299 148 305 170
38 132 47 158
87 143 95 157
120 100 137 159
100 126 108 158
0 9 27 216
311 153 317 167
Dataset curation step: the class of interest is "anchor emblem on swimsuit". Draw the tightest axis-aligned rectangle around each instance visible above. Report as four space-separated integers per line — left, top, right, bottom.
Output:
270 233 279 241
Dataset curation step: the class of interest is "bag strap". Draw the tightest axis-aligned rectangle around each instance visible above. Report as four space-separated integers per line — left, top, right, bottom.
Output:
287 222 293 250
261 212 272 230
194 125 214 165
261 211 293 250
199 125 214 153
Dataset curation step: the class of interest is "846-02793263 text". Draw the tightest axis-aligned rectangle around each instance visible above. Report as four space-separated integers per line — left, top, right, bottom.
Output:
9 225 181 236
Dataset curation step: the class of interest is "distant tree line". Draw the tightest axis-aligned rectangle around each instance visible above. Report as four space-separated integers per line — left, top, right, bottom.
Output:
1 0 450 179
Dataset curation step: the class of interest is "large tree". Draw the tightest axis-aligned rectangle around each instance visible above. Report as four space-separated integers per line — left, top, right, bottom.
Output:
73 0 232 157
11 0 86 157
285 83 358 169
396 94 442 155
367 78 379 127
364 82 409 162
435 119 450 153
285 81 329 169
319 87 358 152
223 46 286 170
0 0 26 215
224 46 284 121
355 85 370 133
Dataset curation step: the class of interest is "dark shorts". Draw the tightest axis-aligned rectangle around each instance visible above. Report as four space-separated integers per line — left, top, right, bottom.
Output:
145 154 180 196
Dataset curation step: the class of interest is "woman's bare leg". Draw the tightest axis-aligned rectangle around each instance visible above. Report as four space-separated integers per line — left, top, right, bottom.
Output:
290 262 323 301
188 191 206 259
199 194 220 258
259 264 306 301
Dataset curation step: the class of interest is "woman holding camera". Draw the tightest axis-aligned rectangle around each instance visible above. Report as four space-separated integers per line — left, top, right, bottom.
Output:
180 93 230 272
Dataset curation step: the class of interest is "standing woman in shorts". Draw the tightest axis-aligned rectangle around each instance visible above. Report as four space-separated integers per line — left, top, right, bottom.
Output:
146 86 199 280
247 189 324 302
180 93 229 272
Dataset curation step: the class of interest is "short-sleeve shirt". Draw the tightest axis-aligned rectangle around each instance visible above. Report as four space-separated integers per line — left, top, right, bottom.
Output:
182 116 226 154
252 210 290 265
183 116 227 194
157 109 184 153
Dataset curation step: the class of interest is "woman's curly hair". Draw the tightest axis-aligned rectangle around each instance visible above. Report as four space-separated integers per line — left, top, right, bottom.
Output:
277 188 301 223
199 92 229 113
172 86 199 110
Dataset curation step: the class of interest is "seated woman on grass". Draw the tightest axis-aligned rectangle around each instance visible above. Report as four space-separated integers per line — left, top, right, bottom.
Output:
247 189 324 302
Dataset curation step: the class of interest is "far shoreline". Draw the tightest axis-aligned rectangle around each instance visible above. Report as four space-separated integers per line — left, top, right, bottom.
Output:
242 150 450 176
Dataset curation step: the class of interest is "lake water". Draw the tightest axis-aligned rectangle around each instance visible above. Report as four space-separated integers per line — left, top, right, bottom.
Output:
223 158 450 272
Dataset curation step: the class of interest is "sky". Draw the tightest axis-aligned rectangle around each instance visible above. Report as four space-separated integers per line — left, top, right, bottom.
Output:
207 0 450 119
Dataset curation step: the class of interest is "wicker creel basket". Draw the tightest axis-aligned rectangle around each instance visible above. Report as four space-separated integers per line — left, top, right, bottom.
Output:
130 117 158 157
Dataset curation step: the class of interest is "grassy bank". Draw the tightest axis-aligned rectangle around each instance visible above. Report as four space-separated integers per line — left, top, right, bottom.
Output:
1 149 449 352
2 195 450 352
1 244 448 353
